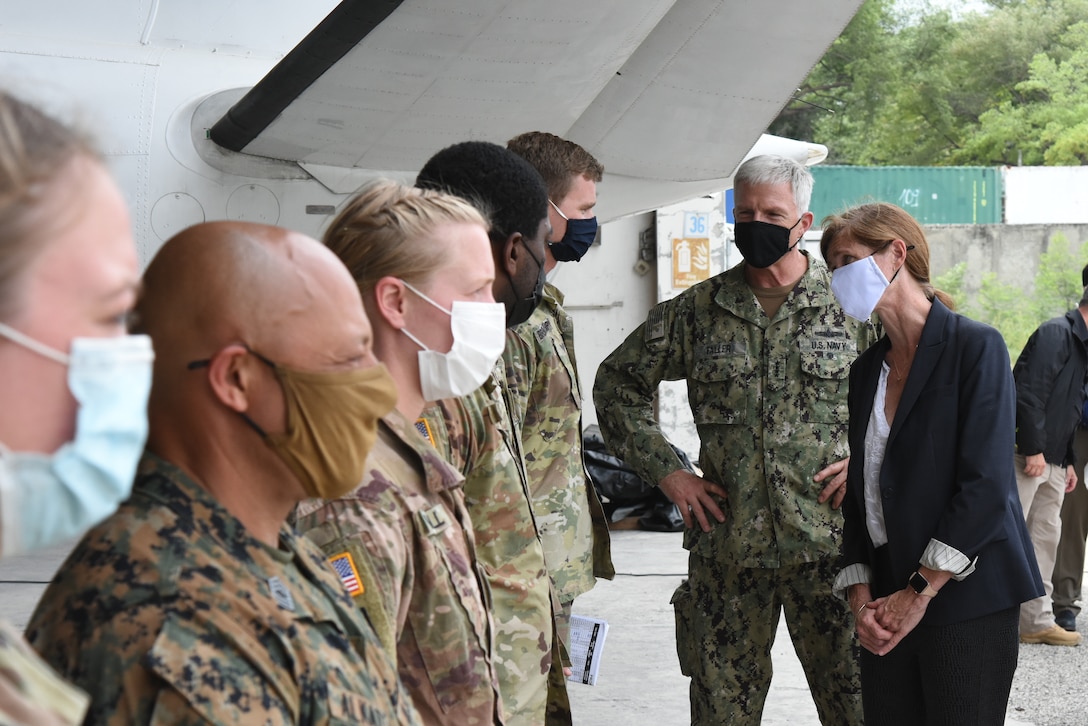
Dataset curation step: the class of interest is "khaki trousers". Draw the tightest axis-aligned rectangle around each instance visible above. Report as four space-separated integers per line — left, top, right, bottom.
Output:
1016 454 1068 633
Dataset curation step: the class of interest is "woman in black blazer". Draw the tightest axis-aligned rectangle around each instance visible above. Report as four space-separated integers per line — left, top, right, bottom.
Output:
820 202 1042 725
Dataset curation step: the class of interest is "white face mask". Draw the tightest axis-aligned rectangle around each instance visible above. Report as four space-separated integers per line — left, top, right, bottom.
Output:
399 281 506 402
0 323 154 557
830 255 890 321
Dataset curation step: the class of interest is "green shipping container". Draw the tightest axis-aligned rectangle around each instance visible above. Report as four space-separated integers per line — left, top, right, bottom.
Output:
809 166 1002 225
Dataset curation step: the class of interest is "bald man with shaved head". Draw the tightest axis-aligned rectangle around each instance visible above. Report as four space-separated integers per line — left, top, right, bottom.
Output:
27 222 421 725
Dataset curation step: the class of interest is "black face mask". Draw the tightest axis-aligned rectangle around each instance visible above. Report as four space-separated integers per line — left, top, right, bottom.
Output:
549 216 599 262
504 238 546 328
734 218 803 269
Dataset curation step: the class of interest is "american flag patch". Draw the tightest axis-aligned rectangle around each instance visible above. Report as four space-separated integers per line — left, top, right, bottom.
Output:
329 551 364 597
414 417 435 447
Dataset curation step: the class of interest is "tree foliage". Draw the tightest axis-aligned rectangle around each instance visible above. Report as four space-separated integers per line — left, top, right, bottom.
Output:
935 237 1088 360
770 0 1088 166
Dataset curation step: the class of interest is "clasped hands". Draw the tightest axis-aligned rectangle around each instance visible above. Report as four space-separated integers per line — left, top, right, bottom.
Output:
852 585 931 656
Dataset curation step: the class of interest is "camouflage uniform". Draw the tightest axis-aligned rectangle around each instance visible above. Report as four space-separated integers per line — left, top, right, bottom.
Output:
504 283 614 648
422 365 562 726
294 410 503 725
593 253 874 726
0 619 88 726
25 453 419 726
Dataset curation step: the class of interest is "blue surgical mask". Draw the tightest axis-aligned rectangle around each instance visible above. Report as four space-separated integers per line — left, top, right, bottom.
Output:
0 322 154 557
549 200 598 262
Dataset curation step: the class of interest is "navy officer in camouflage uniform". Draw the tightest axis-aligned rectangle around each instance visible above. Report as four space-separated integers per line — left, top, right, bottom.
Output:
593 155 874 725
26 222 420 725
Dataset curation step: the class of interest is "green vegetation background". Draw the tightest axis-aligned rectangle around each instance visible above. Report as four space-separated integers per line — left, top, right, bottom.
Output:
933 236 1088 361
771 0 1088 168
778 0 1088 359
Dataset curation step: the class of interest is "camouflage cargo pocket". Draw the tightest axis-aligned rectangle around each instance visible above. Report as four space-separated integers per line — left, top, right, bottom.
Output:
798 349 850 423
670 578 697 677
688 355 751 426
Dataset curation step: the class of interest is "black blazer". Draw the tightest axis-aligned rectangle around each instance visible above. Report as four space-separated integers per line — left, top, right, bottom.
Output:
840 299 1043 626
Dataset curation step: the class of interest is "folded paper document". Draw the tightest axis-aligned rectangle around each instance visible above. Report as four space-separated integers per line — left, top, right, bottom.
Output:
567 614 609 686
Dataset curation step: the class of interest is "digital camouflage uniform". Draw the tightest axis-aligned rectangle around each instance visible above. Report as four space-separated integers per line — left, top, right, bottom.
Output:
422 364 566 726
26 453 419 726
0 619 88 726
504 283 614 650
593 253 874 726
293 409 503 725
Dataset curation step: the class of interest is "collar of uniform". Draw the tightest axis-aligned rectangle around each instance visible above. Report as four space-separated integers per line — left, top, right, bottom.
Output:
136 450 297 563
543 281 565 307
713 250 835 320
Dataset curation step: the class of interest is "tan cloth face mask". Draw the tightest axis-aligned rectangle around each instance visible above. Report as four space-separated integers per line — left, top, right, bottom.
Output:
190 350 398 499
260 357 398 500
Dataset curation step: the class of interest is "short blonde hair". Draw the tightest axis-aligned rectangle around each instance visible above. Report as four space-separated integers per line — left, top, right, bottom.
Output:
0 93 98 321
324 180 489 296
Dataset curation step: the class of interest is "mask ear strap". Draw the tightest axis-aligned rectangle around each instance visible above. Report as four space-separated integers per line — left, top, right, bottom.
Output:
400 279 452 316
239 413 269 439
188 346 277 438
549 199 568 221
888 244 917 284
0 321 69 365
400 327 431 352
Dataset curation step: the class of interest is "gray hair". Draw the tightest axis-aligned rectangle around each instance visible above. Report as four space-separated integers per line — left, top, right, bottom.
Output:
734 155 813 213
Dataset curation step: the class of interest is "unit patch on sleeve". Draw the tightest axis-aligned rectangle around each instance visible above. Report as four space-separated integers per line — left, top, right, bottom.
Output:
329 551 365 597
414 417 436 448
646 304 666 343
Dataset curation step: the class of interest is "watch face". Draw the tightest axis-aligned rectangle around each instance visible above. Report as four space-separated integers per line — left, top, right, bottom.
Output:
909 571 928 594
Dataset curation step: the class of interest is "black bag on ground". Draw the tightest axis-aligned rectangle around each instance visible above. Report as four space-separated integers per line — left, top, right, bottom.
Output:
583 424 692 532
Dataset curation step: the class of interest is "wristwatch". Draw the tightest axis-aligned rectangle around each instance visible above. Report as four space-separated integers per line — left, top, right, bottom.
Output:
908 570 938 598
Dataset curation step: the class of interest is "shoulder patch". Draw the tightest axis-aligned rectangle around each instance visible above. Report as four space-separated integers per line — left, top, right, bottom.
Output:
329 551 365 597
646 305 666 343
414 417 435 448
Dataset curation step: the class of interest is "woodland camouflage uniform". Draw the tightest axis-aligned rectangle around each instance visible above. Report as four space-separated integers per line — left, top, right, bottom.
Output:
294 409 503 725
594 252 874 725
26 453 418 726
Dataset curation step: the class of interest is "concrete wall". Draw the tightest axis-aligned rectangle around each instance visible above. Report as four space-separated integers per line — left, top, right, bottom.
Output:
926 223 1088 298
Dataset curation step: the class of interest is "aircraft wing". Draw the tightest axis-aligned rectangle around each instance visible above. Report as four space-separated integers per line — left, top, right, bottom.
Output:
210 0 861 222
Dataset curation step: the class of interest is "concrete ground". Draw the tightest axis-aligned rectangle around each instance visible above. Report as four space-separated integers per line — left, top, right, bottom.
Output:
568 530 1081 726
3 530 1087 724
